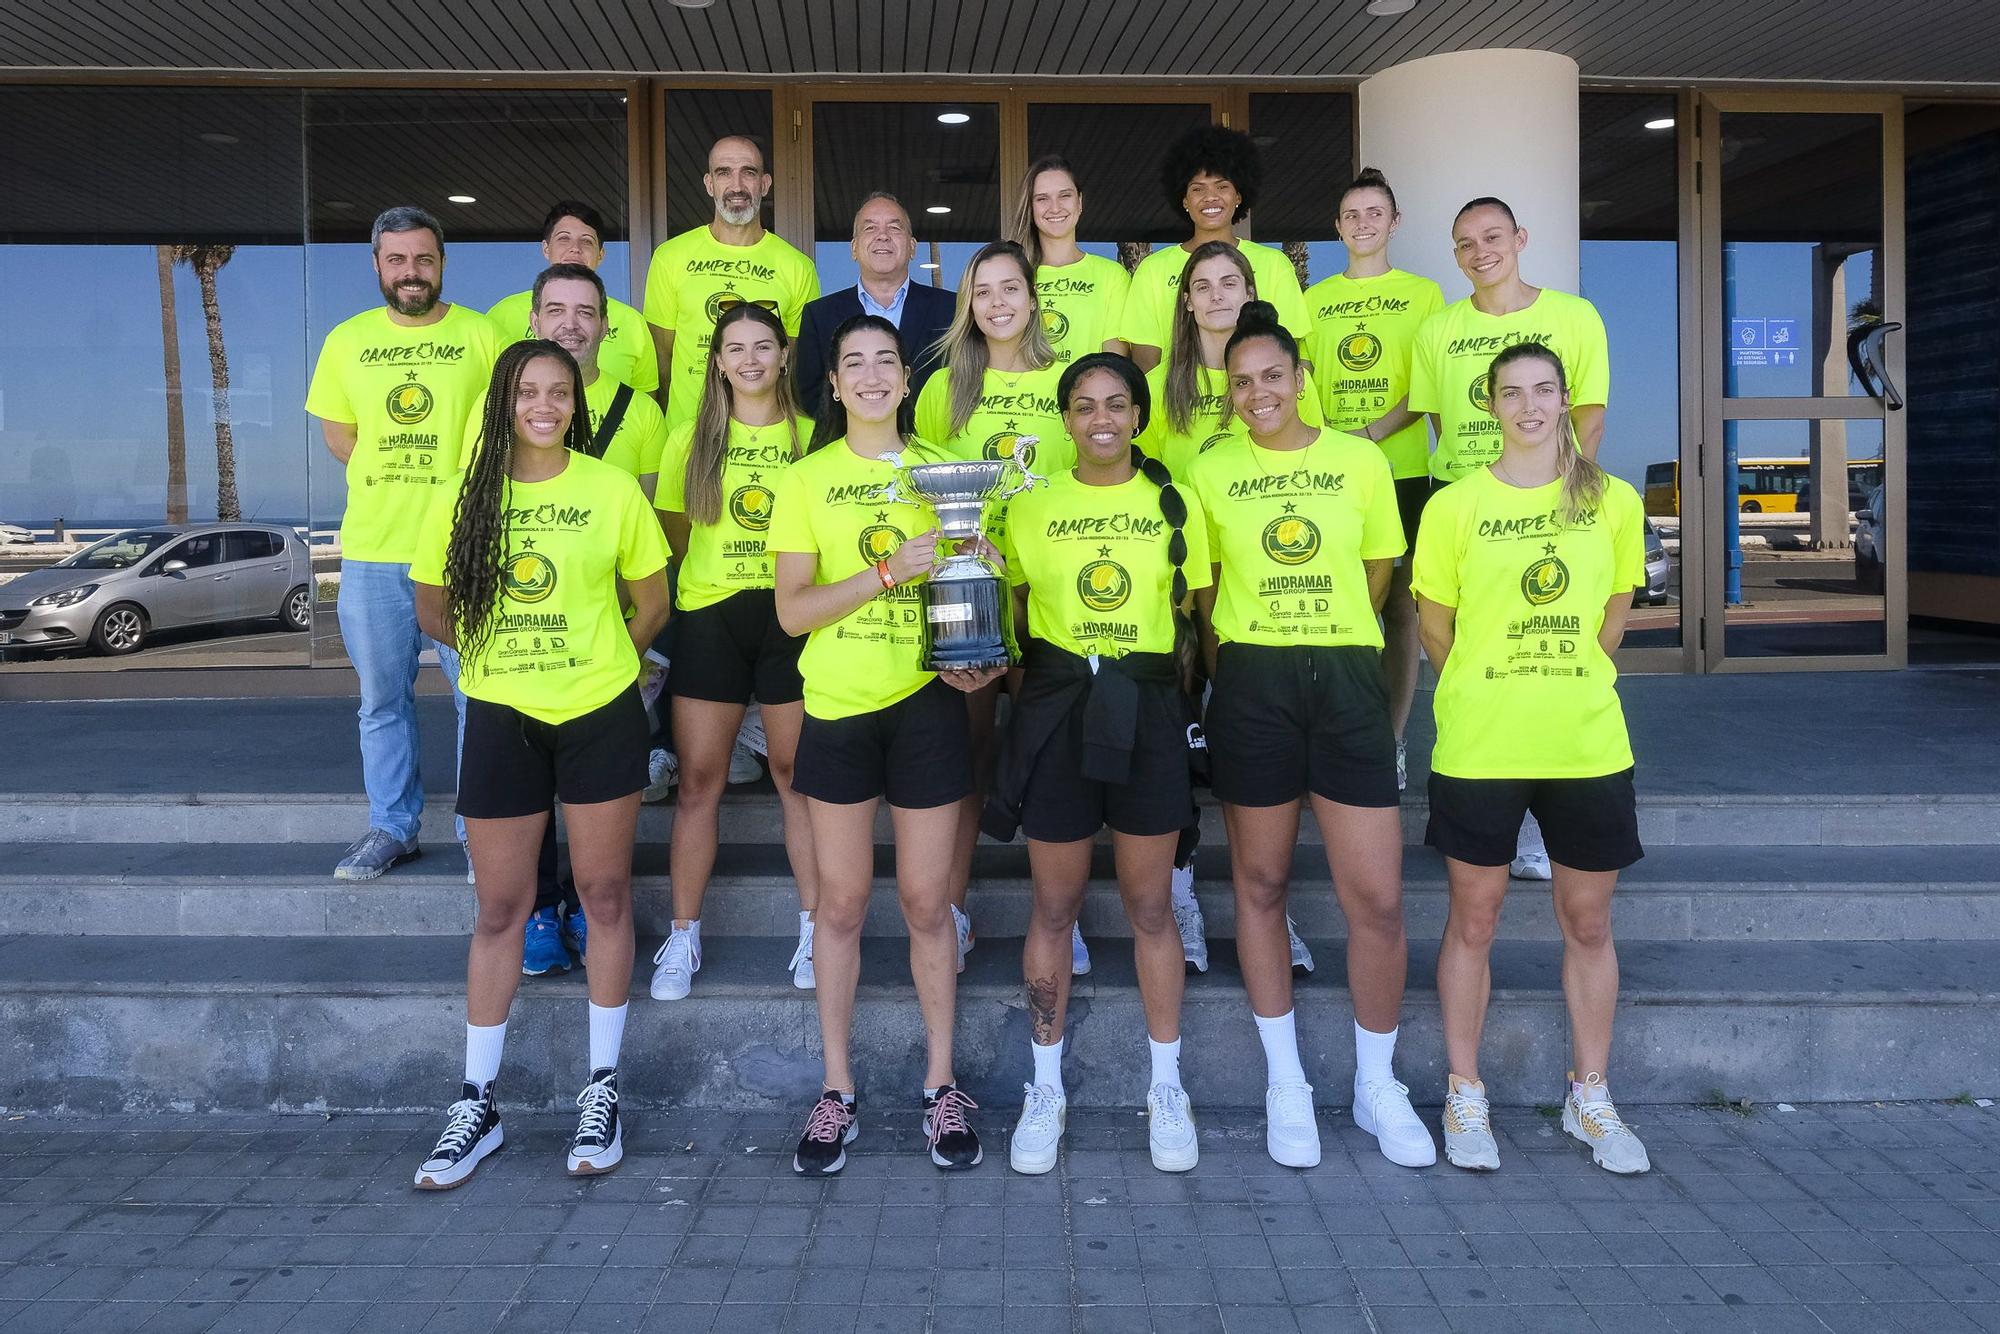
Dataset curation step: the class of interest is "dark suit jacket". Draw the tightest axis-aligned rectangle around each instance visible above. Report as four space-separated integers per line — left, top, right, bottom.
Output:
792 280 957 421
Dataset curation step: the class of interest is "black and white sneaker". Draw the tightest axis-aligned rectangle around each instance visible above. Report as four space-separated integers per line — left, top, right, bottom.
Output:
413 1080 503 1190
568 1068 623 1176
923 1084 982 1170
793 1090 858 1175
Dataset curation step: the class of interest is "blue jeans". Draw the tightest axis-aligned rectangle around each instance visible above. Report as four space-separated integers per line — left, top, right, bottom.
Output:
337 559 463 844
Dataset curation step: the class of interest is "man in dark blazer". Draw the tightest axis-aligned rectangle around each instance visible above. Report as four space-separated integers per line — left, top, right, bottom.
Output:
792 192 957 418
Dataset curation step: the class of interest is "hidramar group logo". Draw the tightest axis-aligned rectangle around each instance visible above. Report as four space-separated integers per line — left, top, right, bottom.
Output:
386 381 434 425
1521 550 1570 605
729 484 775 532
857 522 905 565
1261 515 1322 566
1337 330 1383 372
503 550 558 604
1076 558 1132 612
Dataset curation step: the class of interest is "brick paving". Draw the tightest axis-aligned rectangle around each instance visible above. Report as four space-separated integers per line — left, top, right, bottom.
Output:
0 1101 1996 1332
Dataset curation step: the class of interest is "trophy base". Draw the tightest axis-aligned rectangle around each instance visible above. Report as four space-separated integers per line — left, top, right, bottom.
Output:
924 645 1013 673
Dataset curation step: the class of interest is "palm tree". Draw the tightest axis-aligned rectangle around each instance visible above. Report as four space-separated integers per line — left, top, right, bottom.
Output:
155 246 190 524
1117 240 1151 273
186 245 241 521
1281 239 1311 288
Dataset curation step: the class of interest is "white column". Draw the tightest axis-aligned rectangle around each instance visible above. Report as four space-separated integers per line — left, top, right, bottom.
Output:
1358 49 1581 299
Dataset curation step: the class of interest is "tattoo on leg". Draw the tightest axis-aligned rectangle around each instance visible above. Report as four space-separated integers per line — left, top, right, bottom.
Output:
1027 975 1060 1046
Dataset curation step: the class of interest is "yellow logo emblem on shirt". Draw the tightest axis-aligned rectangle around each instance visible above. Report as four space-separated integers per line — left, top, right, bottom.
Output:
983 433 1036 469
1337 331 1382 372
1040 309 1070 343
386 382 434 425
503 551 558 604
857 523 905 564
1467 374 1492 414
729 484 775 532
1261 515 1321 566
1521 551 1570 606
1076 559 1132 612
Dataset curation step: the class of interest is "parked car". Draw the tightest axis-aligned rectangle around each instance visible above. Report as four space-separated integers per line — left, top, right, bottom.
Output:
0 524 32 545
1639 519 1673 605
0 524 312 656
1854 485 1884 592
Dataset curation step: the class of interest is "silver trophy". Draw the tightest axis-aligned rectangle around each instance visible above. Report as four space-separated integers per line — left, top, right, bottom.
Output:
878 438 1045 670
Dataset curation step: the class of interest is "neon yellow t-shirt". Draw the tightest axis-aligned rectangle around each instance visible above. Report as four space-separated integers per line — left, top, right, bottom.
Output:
1304 269 1445 481
409 452 670 726
914 365 1072 475
460 373 670 483
1001 470 1212 659
1035 253 1131 366
1137 362 1326 481
1115 239 1310 355
1411 470 1645 778
484 290 661 393
1408 289 1609 482
306 305 499 564
642 227 820 428
766 438 948 721
1188 428 1405 649
656 414 815 612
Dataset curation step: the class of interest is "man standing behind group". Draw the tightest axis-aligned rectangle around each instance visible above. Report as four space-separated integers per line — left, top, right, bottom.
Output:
308 206 498 880
645 136 819 427
487 201 659 396
792 192 956 417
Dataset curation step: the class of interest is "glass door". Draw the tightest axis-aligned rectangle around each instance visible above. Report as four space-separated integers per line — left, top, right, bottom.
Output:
1696 93 1906 669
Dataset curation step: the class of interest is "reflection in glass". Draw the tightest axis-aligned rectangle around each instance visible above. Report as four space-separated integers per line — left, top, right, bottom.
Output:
1248 92 1355 286
811 101 999 294
665 89 774 236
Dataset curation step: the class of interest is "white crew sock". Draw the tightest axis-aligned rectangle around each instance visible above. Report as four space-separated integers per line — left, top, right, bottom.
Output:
1354 1022 1398 1087
588 1002 628 1073
465 1021 507 1088
1031 1037 1065 1098
1254 1011 1307 1088
1149 1037 1183 1091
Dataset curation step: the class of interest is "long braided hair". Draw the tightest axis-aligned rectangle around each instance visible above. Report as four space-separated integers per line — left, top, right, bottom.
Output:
1057 352 1198 687
685 302 805 524
444 340 592 667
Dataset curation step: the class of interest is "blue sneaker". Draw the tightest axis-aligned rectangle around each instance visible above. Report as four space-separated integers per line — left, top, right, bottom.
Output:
522 906 572 976
562 905 589 965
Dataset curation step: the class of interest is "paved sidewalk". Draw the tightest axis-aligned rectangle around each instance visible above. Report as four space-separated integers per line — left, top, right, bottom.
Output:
0 1102 1996 1332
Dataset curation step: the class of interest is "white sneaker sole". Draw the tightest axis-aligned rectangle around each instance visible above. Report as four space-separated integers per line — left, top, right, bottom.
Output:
651 956 699 1001
1267 1129 1321 1169
1444 1136 1501 1171
1353 1099 1439 1169
568 1122 623 1176
413 1124 502 1190
1009 1134 1061 1174
793 1121 856 1176
792 964 816 990
334 848 420 882
1149 1132 1198 1173
1563 1105 1650 1174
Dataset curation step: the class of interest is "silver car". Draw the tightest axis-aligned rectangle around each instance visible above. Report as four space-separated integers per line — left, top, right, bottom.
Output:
1639 520 1673 605
0 524 312 656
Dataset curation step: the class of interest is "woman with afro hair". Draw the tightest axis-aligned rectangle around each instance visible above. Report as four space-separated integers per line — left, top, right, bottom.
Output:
1114 125 1311 373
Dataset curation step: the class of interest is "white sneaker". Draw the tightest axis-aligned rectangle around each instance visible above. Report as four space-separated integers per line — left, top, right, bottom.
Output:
1172 868 1209 973
789 917 816 991
461 840 475 887
951 904 974 974
737 705 768 757
1353 1076 1438 1168
1442 1073 1500 1171
1510 850 1552 880
1008 1082 1066 1175
1147 1083 1199 1172
1564 1074 1651 1175
1070 923 1091 976
1265 1081 1321 1168
642 749 679 803
649 926 700 1001
1287 916 1315 974
1395 739 1408 792
728 742 764 785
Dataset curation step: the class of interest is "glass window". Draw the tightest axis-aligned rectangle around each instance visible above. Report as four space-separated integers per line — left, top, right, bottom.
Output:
664 89 774 238
812 100 1000 292
226 530 283 561
1247 92 1355 286
163 533 223 570
1024 101 1213 261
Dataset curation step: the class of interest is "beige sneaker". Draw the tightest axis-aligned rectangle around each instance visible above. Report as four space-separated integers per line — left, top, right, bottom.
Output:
1442 1073 1499 1171
1563 1071 1651 1175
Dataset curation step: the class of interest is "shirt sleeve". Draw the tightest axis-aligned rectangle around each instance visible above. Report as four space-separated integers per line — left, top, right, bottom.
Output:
642 241 678 332
1116 264 1165 351
1001 503 1028 587
1264 254 1311 343
1608 481 1646 593
786 252 821 336
1358 451 1408 561
616 474 672 576
766 464 818 557
619 303 661 392
1406 313 1445 416
459 393 487 470
1567 297 1612 409
1409 481 1461 608
407 485 457 586
303 332 355 424
914 374 952 445
653 423 694 513
1180 489 1214 593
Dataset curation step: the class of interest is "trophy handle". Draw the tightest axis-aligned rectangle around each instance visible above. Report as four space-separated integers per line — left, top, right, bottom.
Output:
874 449 911 507
997 435 1047 500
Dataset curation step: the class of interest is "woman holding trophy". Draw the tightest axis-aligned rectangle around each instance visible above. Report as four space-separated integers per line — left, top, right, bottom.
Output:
986 353 1209 1176
771 314 1004 1176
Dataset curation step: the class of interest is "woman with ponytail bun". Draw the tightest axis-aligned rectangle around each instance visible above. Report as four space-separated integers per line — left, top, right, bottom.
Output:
985 352 1209 1177
1186 303 1434 1174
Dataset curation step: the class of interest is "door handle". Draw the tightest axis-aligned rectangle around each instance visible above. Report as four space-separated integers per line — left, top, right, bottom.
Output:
1846 321 1903 411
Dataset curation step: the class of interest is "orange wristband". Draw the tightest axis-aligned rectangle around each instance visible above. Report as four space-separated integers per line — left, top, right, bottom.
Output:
876 559 896 590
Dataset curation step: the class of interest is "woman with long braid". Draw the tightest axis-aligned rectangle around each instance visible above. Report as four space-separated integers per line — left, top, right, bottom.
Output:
409 339 671 1189
987 353 1208 1175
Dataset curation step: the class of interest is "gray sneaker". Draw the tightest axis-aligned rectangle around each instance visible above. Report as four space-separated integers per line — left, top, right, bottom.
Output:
334 829 421 881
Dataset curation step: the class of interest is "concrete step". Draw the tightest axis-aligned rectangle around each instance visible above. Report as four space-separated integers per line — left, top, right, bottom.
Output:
3 933 1992 1112
8 787 2000 848
7 841 2000 943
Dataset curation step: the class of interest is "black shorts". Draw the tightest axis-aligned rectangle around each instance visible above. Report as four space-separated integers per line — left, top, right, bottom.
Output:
1205 642 1399 809
1018 682 1195 843
667 589 804 706
457 688 649 820
792 678 974 809
1395 476 1431 550
1425 769 1643 873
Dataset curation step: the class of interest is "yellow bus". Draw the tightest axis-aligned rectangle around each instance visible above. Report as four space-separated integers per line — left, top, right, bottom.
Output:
1643 458 1884 517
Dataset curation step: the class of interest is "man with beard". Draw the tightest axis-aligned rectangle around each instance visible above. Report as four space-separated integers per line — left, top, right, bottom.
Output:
644 135 819 428
307 206 499 880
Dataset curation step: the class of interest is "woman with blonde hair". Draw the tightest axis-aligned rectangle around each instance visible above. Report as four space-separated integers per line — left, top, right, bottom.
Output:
1006 155 1130 366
